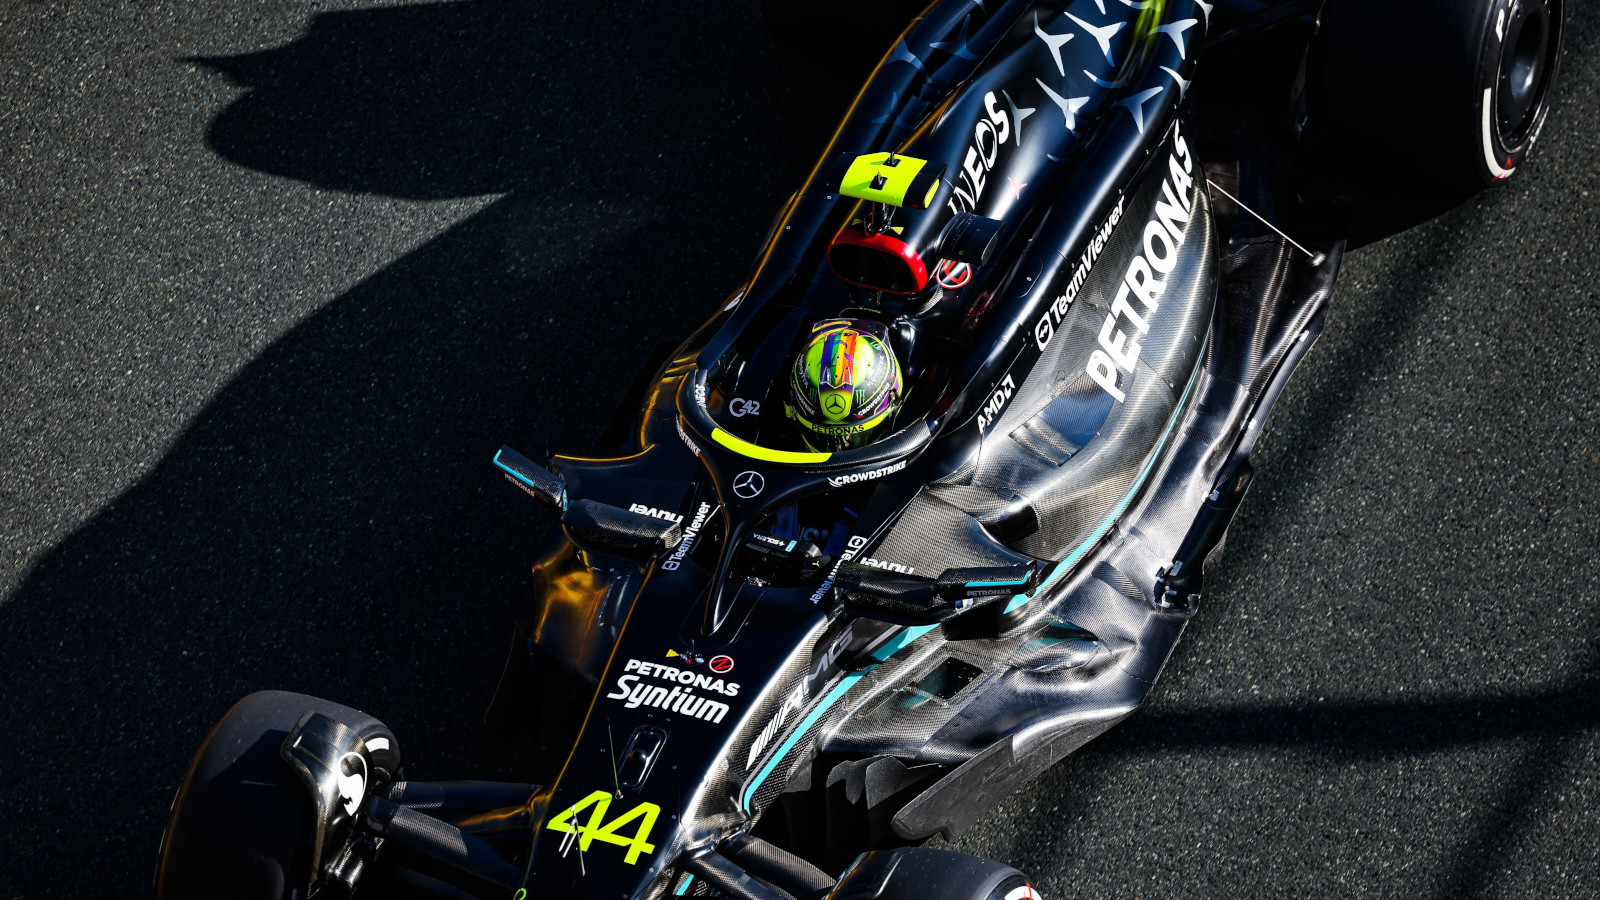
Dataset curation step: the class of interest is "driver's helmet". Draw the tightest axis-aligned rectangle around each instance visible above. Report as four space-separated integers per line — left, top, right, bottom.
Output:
787 318 904 452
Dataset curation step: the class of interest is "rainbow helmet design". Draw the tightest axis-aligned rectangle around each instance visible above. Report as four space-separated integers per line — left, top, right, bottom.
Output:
787 319 904 452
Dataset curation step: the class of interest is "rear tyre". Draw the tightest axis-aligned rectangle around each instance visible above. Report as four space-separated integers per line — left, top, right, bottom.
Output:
155 691 400 900
1316 0 1565 239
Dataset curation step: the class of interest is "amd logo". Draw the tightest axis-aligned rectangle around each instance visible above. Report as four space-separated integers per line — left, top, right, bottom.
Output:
976 374 1016 433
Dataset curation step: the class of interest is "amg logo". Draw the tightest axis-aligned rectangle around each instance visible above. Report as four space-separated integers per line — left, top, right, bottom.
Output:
1087 123 1195 402
745 684 804 772
827 460 907 487
628 504 684 524
745 627 854 770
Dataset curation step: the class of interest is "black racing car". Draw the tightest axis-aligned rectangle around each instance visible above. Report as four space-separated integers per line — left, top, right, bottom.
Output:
156 1 1566 898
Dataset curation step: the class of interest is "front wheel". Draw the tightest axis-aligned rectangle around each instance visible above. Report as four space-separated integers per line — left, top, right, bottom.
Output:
155 691 400 900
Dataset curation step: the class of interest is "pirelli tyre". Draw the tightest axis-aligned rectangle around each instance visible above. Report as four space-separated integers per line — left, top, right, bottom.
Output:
155 691 400 900
1316 0 1565 228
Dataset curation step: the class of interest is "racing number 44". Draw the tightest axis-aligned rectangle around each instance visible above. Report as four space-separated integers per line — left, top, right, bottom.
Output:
547 790 661 864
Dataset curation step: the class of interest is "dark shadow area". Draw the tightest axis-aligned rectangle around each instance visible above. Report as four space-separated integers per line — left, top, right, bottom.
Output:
195 1 543 198
1121 672 1599 761
191 0 875 200
0 1 859 893
988 644 1599 900
1329 2 1593 250
1430 727 1580 900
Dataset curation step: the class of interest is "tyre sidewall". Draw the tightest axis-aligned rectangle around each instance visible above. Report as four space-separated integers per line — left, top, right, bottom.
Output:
156 695 312 900
1472 0 1565 184
156 691 400 900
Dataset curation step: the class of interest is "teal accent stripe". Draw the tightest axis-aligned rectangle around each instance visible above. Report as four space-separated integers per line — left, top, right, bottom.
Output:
967 578 1030 588
1003 343 1209 614
675 875 694 896
492 449 541 490
869 624 936 661
742 672 868 811
739 623 939 812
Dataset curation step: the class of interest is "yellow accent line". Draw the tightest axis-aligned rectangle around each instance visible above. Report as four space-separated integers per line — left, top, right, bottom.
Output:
552 447 653 464
711 428 831 464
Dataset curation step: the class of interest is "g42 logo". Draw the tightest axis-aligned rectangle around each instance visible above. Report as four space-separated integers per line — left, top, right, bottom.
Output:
547 790 661 864
729 397 760 417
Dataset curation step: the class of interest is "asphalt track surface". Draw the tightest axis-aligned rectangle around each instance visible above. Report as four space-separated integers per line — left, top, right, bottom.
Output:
1 2 1596 898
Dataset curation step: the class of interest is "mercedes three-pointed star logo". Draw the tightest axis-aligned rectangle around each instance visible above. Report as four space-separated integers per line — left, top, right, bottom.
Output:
732 470 765 500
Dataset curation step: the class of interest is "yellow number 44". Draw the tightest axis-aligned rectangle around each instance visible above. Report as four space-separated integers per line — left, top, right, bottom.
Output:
547 790 661 865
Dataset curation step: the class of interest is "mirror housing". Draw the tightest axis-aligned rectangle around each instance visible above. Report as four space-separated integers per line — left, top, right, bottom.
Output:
562 498 682 560
833 562 1042 626
493 445 566 508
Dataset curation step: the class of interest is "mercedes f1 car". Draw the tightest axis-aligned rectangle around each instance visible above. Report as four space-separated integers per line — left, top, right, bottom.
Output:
157 0 1566 898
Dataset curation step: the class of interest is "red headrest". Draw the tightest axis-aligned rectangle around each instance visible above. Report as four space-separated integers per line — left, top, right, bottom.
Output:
827 227 929 295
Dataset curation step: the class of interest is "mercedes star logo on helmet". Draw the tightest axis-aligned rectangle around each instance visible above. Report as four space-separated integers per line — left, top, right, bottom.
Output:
823 394 848 417
732 471 765 499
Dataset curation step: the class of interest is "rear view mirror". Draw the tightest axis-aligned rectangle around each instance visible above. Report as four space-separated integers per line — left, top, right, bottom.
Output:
832 562 1041 626
492 445 566 508
561 499 682 560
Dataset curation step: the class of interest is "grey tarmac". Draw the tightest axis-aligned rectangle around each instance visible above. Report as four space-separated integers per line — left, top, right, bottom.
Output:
1 2 1595 898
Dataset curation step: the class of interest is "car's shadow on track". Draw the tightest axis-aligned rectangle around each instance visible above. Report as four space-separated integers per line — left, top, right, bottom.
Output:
964 661 1600 899
0 1 862 891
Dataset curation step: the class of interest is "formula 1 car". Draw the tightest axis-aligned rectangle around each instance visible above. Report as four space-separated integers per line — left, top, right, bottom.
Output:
157 0 1565 898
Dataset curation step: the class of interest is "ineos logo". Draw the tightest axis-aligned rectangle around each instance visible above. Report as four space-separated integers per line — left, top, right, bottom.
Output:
729 398 760 418
732 471 765 499
947 91 1016 215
